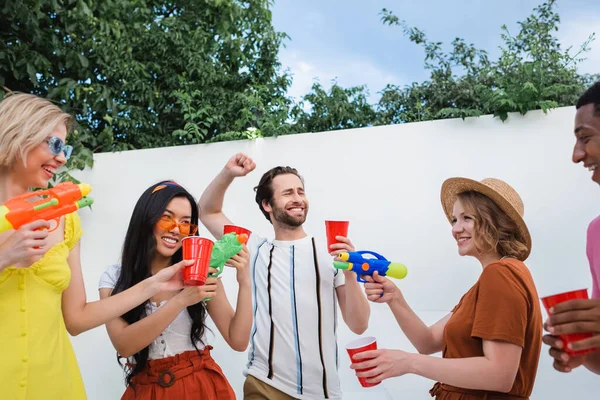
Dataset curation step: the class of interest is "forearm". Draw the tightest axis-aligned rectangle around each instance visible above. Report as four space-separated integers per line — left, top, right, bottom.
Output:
198 170 234 216
66 280 155 336
388 296 438 354
584 351 600 374
342 273 370 334
113 298 186 357
410 354 514 392
227 282 253 350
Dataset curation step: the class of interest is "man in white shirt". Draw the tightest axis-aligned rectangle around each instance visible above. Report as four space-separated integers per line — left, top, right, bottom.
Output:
198 153 370 399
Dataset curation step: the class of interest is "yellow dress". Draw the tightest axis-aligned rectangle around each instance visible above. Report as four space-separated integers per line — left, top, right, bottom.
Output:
0 212 87 399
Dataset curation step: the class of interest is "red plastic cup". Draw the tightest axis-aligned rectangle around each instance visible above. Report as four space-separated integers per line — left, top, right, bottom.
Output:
182 237 214 286
223 224 252 245
325 220 349 253
346 336 380 388
541 288 596 356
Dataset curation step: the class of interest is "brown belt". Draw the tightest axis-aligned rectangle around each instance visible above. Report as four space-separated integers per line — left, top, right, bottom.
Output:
132 347 220 388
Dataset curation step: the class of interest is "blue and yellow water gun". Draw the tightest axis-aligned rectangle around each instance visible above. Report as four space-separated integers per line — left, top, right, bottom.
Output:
333 250 407 283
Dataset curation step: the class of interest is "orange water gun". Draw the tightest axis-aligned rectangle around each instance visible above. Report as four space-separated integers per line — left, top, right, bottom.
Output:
0 182 93 233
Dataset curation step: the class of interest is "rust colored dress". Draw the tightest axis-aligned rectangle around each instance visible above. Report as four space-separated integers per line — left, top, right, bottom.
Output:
121 347 235 400
430 259 543 400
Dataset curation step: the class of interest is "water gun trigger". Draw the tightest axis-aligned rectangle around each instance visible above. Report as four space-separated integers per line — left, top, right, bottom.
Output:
31 218 59 235
209 264 224 278
31 218 59 249
47 217 60 232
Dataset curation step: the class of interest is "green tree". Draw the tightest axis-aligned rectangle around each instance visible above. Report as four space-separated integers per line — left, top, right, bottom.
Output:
290 81 376 134
288 0 599 134
2 0 599 166
377 0 599 122
1 0 291 180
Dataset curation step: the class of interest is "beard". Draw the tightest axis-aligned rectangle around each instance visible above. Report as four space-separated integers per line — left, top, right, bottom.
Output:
271 202 308 227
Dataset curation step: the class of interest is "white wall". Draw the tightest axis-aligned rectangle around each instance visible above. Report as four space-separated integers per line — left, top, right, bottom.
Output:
70 106 599 399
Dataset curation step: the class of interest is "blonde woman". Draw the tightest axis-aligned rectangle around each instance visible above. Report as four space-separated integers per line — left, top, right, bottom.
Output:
0 92 190 399
352 178 543 400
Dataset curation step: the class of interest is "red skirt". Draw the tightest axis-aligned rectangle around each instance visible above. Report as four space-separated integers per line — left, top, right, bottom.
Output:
121 346 236 400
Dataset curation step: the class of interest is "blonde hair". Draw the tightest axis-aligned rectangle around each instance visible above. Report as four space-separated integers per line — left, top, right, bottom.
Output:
458 191 529 261
0 92 73 167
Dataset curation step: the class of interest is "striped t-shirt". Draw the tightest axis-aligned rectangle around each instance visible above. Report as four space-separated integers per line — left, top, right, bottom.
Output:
244 233 345 399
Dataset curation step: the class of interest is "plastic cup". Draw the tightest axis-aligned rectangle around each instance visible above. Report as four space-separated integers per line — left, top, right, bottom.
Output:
182 237 214 286
541 288 596 356
223 224 252 245
346 336 380 388
325 220 349 253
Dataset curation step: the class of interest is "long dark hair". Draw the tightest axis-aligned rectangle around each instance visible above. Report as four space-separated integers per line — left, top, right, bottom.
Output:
111 180 207 387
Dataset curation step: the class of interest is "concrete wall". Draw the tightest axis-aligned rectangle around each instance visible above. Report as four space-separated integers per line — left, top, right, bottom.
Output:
69 106 599 399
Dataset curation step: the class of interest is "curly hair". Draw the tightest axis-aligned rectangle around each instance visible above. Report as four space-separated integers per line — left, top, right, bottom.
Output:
576 81 600 115
458 191 529 261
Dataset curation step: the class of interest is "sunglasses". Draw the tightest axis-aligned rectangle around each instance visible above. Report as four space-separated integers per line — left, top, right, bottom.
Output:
157 215 198 236
46 136 73 160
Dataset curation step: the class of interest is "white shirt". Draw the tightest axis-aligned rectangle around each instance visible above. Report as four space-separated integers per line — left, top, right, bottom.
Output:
98 264 206 360
244 233 345 400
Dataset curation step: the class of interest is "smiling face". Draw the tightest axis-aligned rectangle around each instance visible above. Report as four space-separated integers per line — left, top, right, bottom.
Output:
262 173 309 228
573 103 600 185
451 198 478 258
11 123 68 189
153 196 194 258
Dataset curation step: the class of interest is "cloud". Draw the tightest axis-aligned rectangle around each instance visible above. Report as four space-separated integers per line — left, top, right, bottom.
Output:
278 49 404 104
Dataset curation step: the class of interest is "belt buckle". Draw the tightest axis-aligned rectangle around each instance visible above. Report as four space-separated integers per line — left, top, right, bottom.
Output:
157 370 176 388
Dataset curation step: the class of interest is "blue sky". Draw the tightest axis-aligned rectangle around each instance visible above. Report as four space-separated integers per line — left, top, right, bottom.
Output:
271 0 600 103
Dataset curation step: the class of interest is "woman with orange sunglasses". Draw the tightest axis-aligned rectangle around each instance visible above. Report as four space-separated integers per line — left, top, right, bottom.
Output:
0 93 189 400
98 180 252 400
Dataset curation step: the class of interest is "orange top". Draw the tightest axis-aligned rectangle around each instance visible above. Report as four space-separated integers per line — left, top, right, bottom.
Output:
430 259 543 400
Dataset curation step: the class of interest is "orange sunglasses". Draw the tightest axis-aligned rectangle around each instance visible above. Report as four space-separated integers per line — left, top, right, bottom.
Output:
157 215 198 236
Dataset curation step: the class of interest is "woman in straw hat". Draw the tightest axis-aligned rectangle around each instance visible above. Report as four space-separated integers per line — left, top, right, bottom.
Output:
350 177 543 399
0 92 192 399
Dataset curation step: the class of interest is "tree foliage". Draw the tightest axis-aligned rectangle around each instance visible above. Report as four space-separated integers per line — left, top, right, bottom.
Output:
290 81 376 134
1 0 291 179
1 0 598 183
376 0 598 123
295 0 598 128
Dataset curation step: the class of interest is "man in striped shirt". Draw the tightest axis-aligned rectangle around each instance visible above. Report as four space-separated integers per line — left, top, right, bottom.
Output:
198 153 371 399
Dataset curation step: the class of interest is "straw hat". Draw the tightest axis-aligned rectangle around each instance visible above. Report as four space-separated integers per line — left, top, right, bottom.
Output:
440 177 531 261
